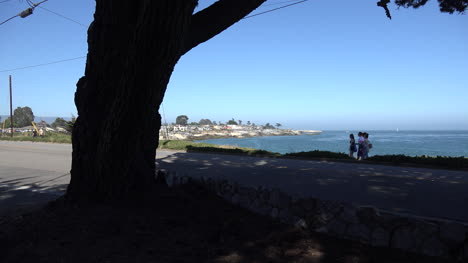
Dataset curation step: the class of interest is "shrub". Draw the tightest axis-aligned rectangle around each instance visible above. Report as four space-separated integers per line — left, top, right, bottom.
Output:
158 140 280 156
367 154 468 169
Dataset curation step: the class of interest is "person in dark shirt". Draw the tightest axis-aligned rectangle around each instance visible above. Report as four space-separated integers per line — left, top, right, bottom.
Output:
349 133 357 158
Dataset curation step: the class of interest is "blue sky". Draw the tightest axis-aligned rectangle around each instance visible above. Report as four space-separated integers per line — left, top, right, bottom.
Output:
0 0 467 130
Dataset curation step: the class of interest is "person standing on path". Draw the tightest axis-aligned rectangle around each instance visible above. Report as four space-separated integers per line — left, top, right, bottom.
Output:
357 132 364 160
349 133 357 158
362 132 371 159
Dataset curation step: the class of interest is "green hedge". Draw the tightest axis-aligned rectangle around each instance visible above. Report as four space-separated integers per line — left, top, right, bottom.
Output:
158 140 279 156
367 154 468 169
185 145 278 156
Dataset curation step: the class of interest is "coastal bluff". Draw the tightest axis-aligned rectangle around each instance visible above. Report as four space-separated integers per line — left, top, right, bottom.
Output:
159 124 321 140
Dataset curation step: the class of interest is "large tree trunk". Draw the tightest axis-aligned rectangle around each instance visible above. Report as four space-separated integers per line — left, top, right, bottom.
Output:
66 0 197 202
65 0 266 203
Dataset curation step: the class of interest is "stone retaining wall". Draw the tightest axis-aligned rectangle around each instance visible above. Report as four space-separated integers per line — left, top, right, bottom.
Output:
162 171 468 260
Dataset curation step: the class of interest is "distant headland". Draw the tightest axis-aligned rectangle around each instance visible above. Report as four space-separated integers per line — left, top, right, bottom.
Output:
159 124 321 140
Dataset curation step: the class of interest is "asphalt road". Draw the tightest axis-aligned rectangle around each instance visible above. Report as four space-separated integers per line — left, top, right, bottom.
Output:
1 141 468 222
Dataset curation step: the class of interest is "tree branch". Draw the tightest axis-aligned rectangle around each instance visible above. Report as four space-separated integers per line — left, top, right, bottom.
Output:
183 0 267 55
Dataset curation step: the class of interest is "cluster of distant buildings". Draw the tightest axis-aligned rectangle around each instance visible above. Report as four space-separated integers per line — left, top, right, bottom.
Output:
0 120 68 134
159 124 319 140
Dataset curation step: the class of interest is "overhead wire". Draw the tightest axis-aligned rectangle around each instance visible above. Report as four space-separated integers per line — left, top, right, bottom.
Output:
0 14 20 26
26 0 87 27
0 0 87 28
26 0 35 8
1 0 311 123
262 0 305 7
244 0 308 19
0 56 86 73
1 0 309 72
36 5 88 27
0 0 49 26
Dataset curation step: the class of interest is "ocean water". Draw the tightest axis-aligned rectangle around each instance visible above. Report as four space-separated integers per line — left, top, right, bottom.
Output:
197 130 468 157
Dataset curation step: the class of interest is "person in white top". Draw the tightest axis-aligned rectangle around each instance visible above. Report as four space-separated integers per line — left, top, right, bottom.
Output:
363 132 372 159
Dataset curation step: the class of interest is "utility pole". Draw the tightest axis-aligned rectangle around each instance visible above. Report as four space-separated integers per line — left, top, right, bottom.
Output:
9 75 13 137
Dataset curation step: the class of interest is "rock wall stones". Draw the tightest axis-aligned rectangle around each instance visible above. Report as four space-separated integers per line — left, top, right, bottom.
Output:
162 170 468 260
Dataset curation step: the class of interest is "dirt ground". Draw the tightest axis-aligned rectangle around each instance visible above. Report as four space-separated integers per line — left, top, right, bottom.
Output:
0 183 452 263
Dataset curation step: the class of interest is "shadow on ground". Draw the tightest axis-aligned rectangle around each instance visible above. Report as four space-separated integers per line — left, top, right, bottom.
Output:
0 182 451 263
157 152 468 222
0 177 67 217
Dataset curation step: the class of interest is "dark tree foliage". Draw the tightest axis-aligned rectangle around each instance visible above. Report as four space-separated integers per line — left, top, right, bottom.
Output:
51 117 68 128
3 117 16 128
227 118 238 125
37 120 50 128
438 0 468 13
395 0 430 8
198 119 213 125
378 0 393 18
378 0 466 19
394 0 467 13
13 106 34 127
176 115 189 125
65 115 76 133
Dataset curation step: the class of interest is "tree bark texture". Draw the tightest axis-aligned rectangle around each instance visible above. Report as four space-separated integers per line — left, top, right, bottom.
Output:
66 0 266 203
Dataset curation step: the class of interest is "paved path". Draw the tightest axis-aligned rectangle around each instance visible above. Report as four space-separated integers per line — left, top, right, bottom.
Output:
1 141 468 222
157 152 468 222
0 141 71 216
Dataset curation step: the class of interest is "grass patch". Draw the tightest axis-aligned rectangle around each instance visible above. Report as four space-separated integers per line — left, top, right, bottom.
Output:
0 132 71 144
158 140 214 150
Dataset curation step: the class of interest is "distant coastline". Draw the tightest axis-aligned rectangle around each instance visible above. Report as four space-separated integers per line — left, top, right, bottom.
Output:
158 124 321 141
196 130 468 158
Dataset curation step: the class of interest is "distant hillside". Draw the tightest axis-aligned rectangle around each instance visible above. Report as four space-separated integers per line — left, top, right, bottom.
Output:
0 116 72 125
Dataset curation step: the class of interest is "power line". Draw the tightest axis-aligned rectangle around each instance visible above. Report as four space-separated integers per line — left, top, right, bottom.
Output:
0 56 86 73
36 5 88 28
0 14 20 26
26 0 35 8
0 0 87 27
244 0 309 19
262 0 304 7
0 0 48 26
1 1 307 72
0 0 13 3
